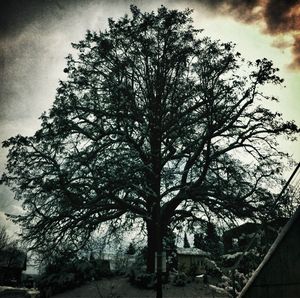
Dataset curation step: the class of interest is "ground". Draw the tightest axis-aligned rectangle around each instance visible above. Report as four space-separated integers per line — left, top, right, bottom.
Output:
51 277 229 298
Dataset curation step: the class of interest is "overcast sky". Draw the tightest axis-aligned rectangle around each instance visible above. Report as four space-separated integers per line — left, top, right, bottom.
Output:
0 0 300 235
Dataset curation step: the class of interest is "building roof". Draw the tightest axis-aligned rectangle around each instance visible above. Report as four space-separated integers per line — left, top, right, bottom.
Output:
223 218 288 240
238 207 300 297
176 247 210 256
223 222 260 239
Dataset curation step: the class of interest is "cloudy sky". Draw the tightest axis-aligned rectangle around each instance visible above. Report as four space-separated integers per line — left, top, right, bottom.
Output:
0 0 300 235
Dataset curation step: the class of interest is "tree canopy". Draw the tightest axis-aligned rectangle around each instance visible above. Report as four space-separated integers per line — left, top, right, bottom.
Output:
1 5 298 270
194 222 222 257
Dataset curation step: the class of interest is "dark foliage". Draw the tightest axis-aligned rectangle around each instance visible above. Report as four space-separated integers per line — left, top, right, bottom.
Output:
172 272 188 287
194 222 222 257
38 255 111 297
183 233 190 248
126 242 136 255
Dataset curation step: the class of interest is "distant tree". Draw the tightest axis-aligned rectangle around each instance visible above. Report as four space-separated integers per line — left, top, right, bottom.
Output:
2 6 299 297
0 225 26 286
126 242 136 255
194 232 205 251
194 222 222 257
163 228 177 271
0 224 19 251
0 224 9 250
205 222 222 257
89 252 95 262
163 228 176 251
183 232 190 248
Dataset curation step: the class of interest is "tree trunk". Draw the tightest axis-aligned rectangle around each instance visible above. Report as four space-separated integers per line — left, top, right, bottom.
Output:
146 219 163 298
146 221 156 273
148 84 163 297
155 219 163 298
146 219 165 298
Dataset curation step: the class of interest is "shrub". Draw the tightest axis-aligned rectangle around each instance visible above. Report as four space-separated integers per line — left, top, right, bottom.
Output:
92 259 113 279
38 257 108 297
135 273 156 289
187 263 198 278
203 258 222 278
218 270 252 297
128 250 147 285
172 272 187 287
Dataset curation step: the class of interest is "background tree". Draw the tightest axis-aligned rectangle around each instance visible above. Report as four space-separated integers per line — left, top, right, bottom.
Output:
0 224 26 286
1 6 299 296
0 224 9 250
0 224 19 251
163 227 177 272
126 242 136 255
194 222 222 257
183 232 190 248
205 222 223 258
194 232 205 250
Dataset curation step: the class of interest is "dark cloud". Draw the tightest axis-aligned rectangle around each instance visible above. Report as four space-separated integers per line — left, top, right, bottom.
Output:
264 0 300 34
195 0 300 69
1 0 300 68
290 34 300 70
197 0 262 23
0 0 99 38
202 0 261 21
0 0 61 38
260 0 300 69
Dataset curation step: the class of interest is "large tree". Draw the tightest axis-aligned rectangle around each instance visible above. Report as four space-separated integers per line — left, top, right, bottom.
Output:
1 5 298 291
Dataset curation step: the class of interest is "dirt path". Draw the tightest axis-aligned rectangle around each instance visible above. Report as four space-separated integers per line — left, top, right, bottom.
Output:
52 277 229 298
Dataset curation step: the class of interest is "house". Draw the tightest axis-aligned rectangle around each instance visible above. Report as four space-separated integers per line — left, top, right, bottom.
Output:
0 248 27 286
223 223 260 253
177 247 210 275
239 207 300 298
222 218 288 254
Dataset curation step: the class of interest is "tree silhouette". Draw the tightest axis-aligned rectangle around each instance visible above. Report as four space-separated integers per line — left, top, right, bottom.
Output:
126 242 136 255
1 6 299 297
183 232 190 248
195 222 222 257
0 225 9 250
194 232 206 251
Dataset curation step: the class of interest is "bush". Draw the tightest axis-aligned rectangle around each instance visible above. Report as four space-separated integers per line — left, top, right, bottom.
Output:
218 270 252 297
73 259 95 282
135 273 156 289
38 272 76 297
187 263 198 278
38 257 109 297
203 258 222 278
128 250 147 284
92 259 113 279
172 272 187 287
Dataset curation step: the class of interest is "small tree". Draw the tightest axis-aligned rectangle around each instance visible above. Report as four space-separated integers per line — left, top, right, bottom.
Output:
194 232 206 251
183 233 190 248
0 225 25 286
194 222 222 257
205 222 222 258
126 242 136 255
163 228 177 272
0 224 9 250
